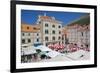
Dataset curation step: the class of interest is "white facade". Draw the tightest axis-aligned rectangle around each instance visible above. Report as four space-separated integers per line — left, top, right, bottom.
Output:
21 23 42 48
37 15 62 46
21 31 42 47
33 31 42 45
21 32 34 49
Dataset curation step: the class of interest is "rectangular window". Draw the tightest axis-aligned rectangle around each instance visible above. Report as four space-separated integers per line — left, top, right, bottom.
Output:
45 37 48 41
37 39 39 42
45 23 48 27
28 39 31 43
37 33 39 36
33 27 36 30
81 32 83 36
52 36 55 40
59 31 61 34
45 30 49 34
22 33 24 36
46 43 48 46
22 39 25 44
58 36 61 40
27 26 29 29
52 30 55 34
28 33 30 36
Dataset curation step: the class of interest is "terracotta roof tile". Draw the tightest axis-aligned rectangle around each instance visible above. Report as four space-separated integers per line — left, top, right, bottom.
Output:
21 24 40 32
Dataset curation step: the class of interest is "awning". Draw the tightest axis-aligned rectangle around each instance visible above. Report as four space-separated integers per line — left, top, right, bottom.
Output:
22 46 36 55
45 51 61 58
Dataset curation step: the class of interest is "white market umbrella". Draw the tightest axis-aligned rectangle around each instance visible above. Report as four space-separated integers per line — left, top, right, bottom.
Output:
45 51 61 58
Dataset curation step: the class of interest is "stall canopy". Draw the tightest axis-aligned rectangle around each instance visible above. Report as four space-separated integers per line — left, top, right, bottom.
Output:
35 45 62 58
21 45 64 58
22 46 36 55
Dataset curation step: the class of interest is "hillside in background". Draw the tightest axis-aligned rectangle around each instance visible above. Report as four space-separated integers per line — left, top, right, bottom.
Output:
67 14 90 26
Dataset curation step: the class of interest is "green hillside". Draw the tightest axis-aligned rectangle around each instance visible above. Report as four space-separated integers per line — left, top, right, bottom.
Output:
67 15 90 26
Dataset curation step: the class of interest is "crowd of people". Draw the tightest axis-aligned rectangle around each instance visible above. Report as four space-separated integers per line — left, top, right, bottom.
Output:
21 43 90 63
48 43 90 53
